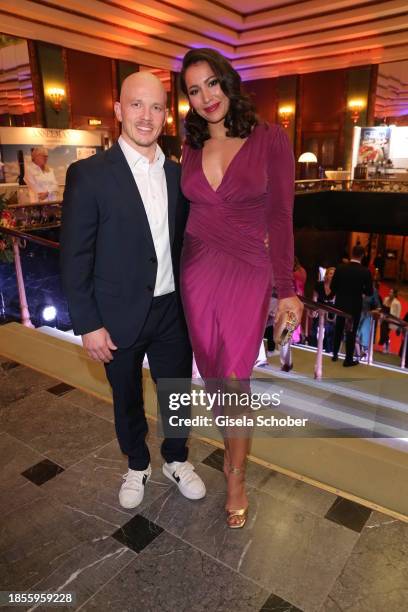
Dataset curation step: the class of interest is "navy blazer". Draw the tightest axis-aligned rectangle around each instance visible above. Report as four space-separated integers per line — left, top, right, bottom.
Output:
60 142 189 347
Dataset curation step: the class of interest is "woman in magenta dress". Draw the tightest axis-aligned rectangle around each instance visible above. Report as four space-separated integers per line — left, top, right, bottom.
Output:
180 49 303 528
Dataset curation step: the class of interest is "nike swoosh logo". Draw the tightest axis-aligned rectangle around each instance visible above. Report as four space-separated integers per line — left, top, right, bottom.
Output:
172 471 180 483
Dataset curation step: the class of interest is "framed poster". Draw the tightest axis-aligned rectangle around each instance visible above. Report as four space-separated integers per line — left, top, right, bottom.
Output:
357 126 391 164
0 127 103 185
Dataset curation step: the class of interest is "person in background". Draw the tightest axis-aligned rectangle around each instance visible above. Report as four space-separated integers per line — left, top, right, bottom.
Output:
340 245 349 265
361 246 370 268
312 266 336 353
274 256 306 371
24 146 58 202
331 244 373 367
261 289 293 371
356 280 382 361
368 257 377 280
398 312 408 368
264 289 278 355
292 256 306 344
379 288 402 354
293 256 307 294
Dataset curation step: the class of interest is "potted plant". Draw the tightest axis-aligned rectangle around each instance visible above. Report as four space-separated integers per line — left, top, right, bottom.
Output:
0 192 15 263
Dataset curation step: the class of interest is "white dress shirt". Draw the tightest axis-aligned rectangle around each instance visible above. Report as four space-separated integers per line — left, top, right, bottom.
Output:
118 136 174 296
24 162 58 203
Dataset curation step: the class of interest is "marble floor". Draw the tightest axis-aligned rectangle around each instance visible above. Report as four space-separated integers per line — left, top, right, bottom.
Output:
1 357 408 611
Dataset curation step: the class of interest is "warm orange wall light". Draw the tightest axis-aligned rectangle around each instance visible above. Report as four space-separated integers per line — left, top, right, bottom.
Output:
178 101 190 117
278 105 294 128
348 99 365 124
47 87 65 112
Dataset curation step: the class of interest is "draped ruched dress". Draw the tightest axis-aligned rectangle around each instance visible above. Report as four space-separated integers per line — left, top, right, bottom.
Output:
180 123 295 379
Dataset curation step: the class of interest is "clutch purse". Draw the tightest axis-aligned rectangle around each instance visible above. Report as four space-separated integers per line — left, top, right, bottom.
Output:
275 311 298 348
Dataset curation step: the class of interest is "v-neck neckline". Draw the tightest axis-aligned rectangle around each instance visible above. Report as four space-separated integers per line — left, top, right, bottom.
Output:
200 133 251 193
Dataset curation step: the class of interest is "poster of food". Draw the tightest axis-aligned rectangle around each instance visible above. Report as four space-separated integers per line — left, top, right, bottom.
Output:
357 126 391 164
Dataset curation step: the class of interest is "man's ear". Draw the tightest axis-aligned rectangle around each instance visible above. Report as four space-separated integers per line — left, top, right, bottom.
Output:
114 101 122 123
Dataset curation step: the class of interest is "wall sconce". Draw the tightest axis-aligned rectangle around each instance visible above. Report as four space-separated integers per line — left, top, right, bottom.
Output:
348 99 365 124
165 112 176 135
278 105 294 129
47 87 65 112
178 102 190 118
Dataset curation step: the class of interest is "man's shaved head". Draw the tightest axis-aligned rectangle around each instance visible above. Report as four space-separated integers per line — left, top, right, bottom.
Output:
114 70 168 160
120 71 167 106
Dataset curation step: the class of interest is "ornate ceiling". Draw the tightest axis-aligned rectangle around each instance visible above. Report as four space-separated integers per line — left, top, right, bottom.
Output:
1 0 407 80
375 59 408 118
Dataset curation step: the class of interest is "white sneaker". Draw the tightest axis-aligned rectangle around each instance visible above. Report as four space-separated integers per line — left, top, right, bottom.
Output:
162 461 206 500
119 464 152 509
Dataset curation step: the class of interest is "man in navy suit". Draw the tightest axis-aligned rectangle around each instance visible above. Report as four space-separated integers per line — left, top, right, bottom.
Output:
61 72 205 508
331 245 373 367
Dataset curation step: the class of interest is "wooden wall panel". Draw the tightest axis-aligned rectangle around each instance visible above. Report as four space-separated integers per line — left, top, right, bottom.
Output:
117 60 139 91
277 74 298 145
301 70 347 132
243 77 278 125
36 41 69 129
65 49 114 130
299 69 347 169
344 66 372 170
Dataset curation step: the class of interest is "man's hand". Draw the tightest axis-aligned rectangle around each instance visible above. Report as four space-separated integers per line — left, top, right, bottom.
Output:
82 328 117 363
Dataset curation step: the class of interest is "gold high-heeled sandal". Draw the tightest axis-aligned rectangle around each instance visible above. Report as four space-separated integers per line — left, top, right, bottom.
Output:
226 466 248 529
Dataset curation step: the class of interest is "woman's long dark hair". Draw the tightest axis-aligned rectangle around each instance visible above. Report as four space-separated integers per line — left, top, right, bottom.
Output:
180 48 258 149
